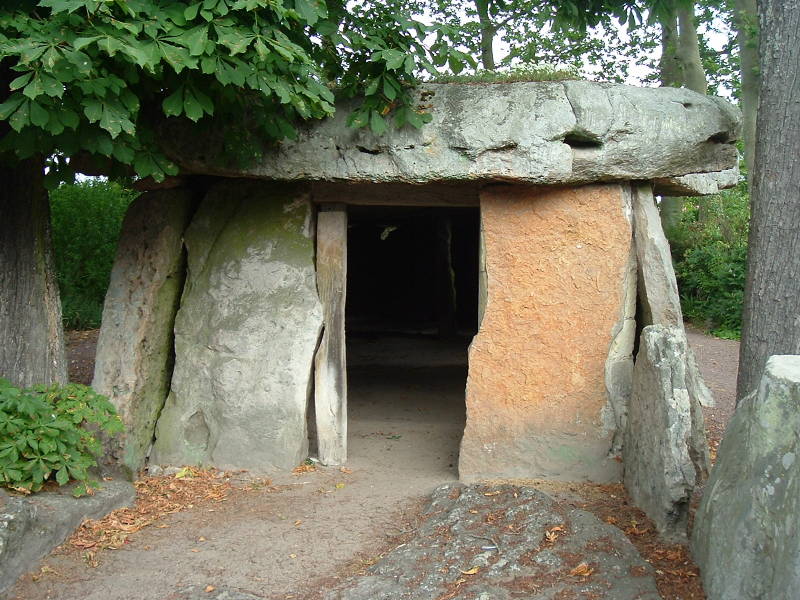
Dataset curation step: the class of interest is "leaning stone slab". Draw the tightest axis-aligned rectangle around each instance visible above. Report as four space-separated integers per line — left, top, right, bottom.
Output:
92 189 196 476
693 355 800 600
624 325 709 539
162 82 739 191
653 166 740 196
0 481 135 595
324 483 660 600
150 181 323 472
632 184 714 408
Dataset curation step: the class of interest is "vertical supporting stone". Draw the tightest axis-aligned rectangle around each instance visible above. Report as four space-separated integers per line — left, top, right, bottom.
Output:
477 217 487 329
624 325 702 540
92 189 195 476
460 184 634 482
314 204 348 466
151 181 322 472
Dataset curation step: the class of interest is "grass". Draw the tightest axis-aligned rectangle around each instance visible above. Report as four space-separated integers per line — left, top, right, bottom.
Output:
428 64 582 84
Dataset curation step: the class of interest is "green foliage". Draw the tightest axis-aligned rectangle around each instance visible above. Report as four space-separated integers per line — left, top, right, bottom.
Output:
50 179 137 329
669 182 749 338
0 378 123 496
0 0 470 183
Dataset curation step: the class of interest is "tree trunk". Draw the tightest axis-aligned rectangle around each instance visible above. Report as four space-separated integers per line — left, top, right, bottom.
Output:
658 11 685 234
676 4 708 95
736 0 800 400
0 158 67 387
474 0 496 70
733 0 759 183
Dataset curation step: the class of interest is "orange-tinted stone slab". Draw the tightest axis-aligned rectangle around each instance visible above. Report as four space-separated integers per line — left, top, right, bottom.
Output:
460 183 633 482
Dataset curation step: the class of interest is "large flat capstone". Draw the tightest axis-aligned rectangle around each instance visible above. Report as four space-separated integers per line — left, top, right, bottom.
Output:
150 181 322 471
92 189 196 475
162 81 739 195
692 355 800 600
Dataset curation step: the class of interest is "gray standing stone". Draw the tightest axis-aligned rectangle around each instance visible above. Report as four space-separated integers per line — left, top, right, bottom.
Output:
623 325 709 539
632 183 714 409
693 355 800 600
92 189 196 476
150 181 322 472
0 481 135 595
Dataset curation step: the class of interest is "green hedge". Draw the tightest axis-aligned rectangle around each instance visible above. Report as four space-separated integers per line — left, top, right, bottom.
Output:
50 180 137 330
668 182 749 339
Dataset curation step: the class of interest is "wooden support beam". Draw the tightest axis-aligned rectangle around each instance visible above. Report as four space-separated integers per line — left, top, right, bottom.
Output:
314 204 348 465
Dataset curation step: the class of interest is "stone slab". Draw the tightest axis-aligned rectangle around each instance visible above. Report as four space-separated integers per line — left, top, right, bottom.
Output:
0 481 135 595
623 325 709 539
632 184 714 408
150 181 322 472
162 82 739 191
693 355 800 600
92 189 196 476
460 184 633 482
324 483 660 600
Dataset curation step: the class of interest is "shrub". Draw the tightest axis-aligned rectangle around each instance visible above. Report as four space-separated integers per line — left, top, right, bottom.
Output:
49 179 137 330
668 182 750 339
0 379 123 496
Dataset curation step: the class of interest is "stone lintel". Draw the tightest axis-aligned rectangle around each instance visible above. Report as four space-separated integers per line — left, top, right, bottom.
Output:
162 81 740 193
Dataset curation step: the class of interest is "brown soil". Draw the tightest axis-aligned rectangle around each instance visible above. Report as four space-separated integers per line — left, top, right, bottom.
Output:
10 330 740 600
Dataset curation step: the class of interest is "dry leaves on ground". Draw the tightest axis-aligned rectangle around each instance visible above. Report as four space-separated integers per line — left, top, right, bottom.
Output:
66 467 248 562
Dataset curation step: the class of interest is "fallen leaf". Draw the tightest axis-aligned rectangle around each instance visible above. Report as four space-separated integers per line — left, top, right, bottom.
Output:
483 491 501 497
335 482 346 489
294 520 303 526
339 467 352 474
459 566 480 575
198 537 206 542
569 562 594 577
205 585 216 593
289 553 297 559
191 549 200 553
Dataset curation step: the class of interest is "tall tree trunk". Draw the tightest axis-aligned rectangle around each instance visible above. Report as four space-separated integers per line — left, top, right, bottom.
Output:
0 158 67 387
474 0 496 70
676 4 708 95
659 4 709 234
736 0 800 400
733 0 759 184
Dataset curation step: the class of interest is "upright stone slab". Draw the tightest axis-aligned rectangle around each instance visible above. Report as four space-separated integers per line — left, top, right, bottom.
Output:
693 356 800 600
92 189 195 475
151 181 323 471
460 184 633 482
632 184 714 409
623 325 706 539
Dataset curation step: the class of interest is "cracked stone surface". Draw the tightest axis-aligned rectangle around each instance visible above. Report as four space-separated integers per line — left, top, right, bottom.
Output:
161 81 740 194
324 484 660 600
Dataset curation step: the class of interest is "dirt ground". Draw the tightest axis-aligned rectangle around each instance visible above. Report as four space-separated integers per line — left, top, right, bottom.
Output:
9 330 739 600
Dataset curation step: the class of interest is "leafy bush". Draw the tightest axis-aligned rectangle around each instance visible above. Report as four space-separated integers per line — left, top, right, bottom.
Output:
0 379 123 496
668 182 750 339
50 180 137 330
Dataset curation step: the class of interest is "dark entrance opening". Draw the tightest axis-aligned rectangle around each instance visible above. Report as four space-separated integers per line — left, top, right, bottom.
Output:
345 206 480 483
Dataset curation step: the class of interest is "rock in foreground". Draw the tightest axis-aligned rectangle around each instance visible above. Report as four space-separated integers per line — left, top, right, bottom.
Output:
325 484 660 600
693 355 800 600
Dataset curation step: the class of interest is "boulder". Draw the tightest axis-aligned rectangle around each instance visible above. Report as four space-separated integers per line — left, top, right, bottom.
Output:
92 189 196 476
693 355 800 600
623 325 709 539
150 181 322 472
632 184 714 408
0 481 135 595
161 82 739 192
324 483 660 600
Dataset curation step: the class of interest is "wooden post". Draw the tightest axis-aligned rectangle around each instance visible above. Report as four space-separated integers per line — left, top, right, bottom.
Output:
314 204 348 465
